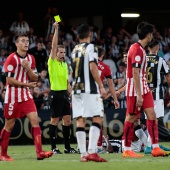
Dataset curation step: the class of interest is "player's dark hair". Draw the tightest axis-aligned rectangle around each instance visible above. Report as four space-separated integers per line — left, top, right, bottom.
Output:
15 34 28 42
119 62 126 67
148 39 159 48
137 21 154 40
98 46 105 57
76 24 90 39
123 49 128 57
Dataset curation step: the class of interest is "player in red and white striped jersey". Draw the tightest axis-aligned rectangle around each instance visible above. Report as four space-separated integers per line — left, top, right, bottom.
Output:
126 42 150 97
0 34 53 161
4 52 37 104
122 21 169 158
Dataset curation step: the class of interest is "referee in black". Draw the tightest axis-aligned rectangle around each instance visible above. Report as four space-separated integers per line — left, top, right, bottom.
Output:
47 21 77 154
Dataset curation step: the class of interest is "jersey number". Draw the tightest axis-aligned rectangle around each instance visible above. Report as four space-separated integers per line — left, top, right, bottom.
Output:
8 103 14 116
73 57 80 78
146 67 153 83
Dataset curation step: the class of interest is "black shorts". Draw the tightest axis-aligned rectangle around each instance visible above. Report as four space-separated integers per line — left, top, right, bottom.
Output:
48 90 71 118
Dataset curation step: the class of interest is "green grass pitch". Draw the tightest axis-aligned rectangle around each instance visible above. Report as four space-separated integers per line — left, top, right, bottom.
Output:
1 142 170 170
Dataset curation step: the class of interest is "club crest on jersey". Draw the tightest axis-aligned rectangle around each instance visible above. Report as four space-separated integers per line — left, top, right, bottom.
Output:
135 55 141 62
7 65 13 71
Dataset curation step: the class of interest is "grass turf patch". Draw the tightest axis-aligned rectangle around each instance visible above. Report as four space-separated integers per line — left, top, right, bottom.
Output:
1 142 170 170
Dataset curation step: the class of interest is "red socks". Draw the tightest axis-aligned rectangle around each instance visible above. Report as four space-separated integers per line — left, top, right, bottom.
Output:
147 120 158 144
123 121 134 147
0 128 11 156
31 127 42 153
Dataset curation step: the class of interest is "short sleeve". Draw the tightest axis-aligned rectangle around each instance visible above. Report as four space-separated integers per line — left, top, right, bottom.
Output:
4 56 16 74
130 45 143 68
87 44 98 64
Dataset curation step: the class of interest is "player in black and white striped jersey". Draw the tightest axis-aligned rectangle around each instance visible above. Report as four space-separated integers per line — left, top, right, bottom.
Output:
146 41 170 101
144 39 170 153
71 44 99 94
71 24 107 162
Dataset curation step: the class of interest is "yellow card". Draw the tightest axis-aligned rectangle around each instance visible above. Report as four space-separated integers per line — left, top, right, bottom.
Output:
54 15 61 22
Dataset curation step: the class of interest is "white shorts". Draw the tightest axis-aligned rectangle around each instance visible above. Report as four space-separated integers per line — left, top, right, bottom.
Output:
144 99 164 119
72 93 104 118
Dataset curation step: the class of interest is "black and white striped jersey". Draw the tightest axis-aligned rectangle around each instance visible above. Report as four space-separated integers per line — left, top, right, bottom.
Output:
71 43 100 94
146 54 170 100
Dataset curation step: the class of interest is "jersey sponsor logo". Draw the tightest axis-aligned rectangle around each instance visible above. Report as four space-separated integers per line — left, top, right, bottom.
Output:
7 64 13 71
146 57 158 64
135 55 141 62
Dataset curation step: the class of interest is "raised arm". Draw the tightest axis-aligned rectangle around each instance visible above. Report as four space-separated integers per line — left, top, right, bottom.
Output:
50 22 59 60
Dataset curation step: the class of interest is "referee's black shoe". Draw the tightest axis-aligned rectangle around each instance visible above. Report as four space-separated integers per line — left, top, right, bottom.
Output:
64 148 78 154
52 148 63 154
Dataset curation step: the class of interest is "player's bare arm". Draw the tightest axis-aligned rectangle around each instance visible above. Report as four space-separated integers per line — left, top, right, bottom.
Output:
133 67 143 107
116 85 126 95
90 62 107 98
107 78 119 109
7 77 37 88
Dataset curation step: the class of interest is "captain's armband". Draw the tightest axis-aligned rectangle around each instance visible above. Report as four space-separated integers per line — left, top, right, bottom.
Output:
132 63 141 68
5 72 14 77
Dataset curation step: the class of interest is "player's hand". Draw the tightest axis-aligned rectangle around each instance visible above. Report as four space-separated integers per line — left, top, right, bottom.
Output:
100 87 107 99
116 90 120 96
22 60 30 70
27 82 37 88
113 100 119 109
136 94 143 109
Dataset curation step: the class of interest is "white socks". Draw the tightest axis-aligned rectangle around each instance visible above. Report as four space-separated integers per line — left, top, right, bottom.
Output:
76 131 86 156
88 125 100 154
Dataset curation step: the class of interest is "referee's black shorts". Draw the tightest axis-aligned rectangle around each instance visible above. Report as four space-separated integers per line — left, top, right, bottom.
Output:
48 90 71 118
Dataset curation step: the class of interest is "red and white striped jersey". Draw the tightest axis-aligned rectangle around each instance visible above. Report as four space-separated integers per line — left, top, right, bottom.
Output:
4 52 37 103
126 42 150 97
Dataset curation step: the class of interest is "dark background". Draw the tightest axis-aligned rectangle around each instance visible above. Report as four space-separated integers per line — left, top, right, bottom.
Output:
1 0 170 36
0 1 170 22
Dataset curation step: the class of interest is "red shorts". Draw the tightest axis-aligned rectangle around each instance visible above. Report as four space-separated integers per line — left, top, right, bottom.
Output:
126 91 154 115
4 99 37 119
125 109 141 118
